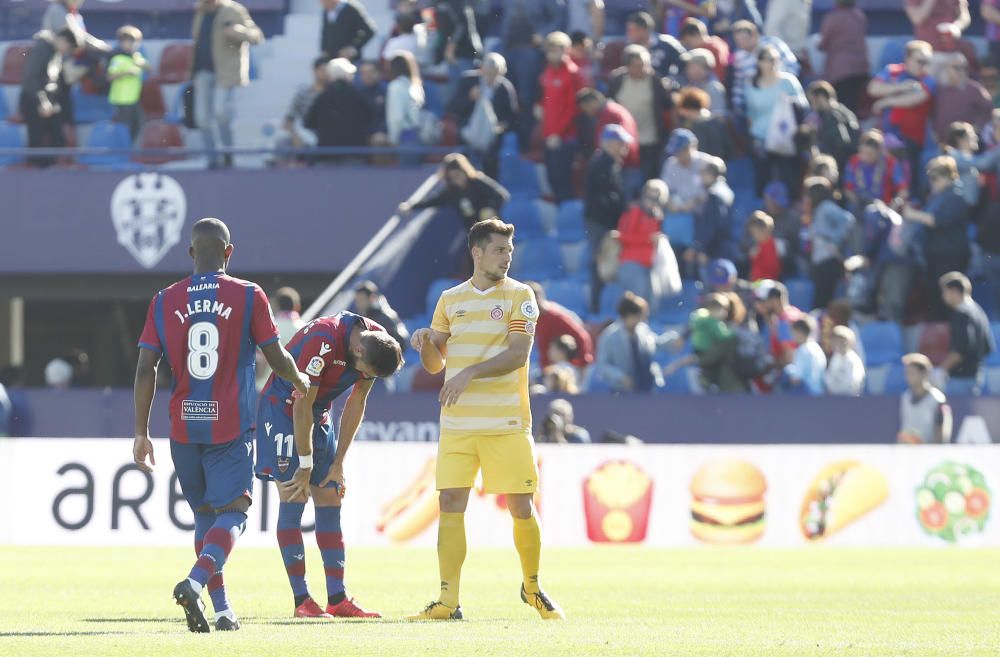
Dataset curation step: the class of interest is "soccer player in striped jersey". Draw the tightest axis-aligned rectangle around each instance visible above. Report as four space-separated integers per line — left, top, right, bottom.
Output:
133 218 310 633
406 218 565 621
255 311 402 619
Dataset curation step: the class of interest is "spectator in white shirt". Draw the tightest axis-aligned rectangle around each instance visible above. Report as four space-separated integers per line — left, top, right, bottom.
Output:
898 353 952 444
785 318 826 395
824 325 865 395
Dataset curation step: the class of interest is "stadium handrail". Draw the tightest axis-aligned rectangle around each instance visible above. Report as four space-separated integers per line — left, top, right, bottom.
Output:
301 172 441 322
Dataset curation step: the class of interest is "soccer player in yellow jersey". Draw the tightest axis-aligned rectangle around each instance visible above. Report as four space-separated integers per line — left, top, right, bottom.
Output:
405 218 565 621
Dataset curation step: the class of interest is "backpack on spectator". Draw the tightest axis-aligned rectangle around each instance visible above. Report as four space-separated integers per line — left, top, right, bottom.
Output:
730 327 774 380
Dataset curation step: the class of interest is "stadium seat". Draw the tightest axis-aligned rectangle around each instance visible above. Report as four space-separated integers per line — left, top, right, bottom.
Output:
504 197 547 238
72 87 114 124
139 79 167 120
0 121 25 166
560 240 591 279
599 40 627 79
78 120 132 167
164 82 189 124
654 280 701 325
727 157 756 194
156 42 193 83
423 81 445 118
499 156 542 198
986 367 1000 395
597 282 626 318
859 321 903 366
989 324 1000 366
425 278 460 314
882 363 908 395
877 37 910 72
543 279 589 318
785 278 815 311
0 44 31 85
658 366 695 394
556 200 586 242
917 322 950 365
513 236 563 280
0 87 8 121
133 120 185 164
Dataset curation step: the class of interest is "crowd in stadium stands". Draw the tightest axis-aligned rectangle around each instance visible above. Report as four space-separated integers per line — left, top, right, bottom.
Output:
6 0 1000 404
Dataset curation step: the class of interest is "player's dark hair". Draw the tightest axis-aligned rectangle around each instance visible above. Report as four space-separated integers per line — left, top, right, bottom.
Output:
468 218 515 252
939 271 971 295
361 331 404 377
275 286 300 312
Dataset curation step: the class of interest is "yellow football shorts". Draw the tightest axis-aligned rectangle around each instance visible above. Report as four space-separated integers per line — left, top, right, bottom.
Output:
436 430 539 494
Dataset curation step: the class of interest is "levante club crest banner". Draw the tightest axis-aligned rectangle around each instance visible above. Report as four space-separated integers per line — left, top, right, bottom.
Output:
0 440 996 548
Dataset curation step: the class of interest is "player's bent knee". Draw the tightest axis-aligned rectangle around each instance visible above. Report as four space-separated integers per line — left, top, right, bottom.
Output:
215 496 251 515
438 487 472 513
506 493 534 519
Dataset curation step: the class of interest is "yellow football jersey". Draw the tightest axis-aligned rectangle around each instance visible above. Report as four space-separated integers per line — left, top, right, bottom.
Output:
431 277 538 435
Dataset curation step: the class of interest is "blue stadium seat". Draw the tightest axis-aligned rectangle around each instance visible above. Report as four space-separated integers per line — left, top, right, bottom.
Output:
0 88 8 121
654 280 701 325
72 86 114 124
882 363 908 395
560 240 591 280
504 198 547 238
423 82 446 118
556 200 585 242
513 237 563 280
988 324 1000 366
543 279 589 317
79 120 133 167
164 83 190 124
859 321 903 366
659 366 694 394
499 157 541 198
972 277 997 321
425 278 460 314
727 157 756 194
0 121 25 166
786 278 815 311
986 367 1000 396
598 282 626 318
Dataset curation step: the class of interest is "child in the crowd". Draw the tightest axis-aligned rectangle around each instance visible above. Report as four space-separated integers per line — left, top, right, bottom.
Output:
547 334 580 379
747 211 782 281
689 156 736 268
784 318 827 395
761 180 802 276
824 325 866 395
689 292 732 355
107 25 150 142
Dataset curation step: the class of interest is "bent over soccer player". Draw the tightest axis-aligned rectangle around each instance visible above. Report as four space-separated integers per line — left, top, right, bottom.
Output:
133 218 310 633
256 311 402 618
407 218 565 621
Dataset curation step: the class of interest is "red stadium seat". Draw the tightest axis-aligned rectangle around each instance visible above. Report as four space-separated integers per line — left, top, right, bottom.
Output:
156 43 193 84
133 119 185 164
411 368 444 392
917 322 951 365
139 79 166 120
599 40 627 80
0 44 32 85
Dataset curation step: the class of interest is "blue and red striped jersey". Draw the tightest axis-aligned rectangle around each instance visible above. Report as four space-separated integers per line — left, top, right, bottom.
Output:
261 312 386 423
138 271 280 444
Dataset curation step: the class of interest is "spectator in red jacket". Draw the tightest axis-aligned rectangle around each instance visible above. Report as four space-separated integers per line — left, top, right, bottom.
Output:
540 31 585 202
526 281 595 369
617 179 671 307
575 87 640 168
748 211 782 281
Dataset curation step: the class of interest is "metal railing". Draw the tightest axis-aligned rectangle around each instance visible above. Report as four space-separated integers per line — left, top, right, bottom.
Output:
0 144 466 162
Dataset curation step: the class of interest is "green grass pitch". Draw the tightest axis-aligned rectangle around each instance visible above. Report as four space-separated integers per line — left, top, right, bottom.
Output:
1 546 998 656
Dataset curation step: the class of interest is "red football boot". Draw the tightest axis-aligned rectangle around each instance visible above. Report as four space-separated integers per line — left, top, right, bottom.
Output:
294 597 333 618
326 597 382 618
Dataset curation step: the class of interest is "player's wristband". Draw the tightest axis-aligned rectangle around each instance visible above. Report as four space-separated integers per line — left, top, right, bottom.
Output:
298 453 314 470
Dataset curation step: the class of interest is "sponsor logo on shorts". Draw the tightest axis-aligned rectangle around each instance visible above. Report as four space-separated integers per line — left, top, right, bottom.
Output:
306 356 325 376
491 306 504 321
181 400 219 421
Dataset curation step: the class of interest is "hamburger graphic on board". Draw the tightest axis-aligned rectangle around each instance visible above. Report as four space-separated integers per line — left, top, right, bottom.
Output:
689 458 767 544
799 460 889 541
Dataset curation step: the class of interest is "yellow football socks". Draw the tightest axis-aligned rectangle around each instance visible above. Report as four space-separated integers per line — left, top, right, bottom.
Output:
513 515 542 594
437 512 466 608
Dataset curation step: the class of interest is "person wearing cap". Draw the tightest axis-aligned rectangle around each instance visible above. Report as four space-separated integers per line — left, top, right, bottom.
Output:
304 57 373 163
677 49 727 119
540 31 585 203
607 44 675 181
584 124 632 311
575 88 640 168
659 128 710 251
938 272 995 395
899 353 952 444
624 11 685 79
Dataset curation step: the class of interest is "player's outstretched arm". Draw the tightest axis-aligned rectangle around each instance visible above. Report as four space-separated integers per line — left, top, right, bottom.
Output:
260 341 310 395
412 328 448 374
132 348 160 473
439 333 532 407
320 378 375 491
